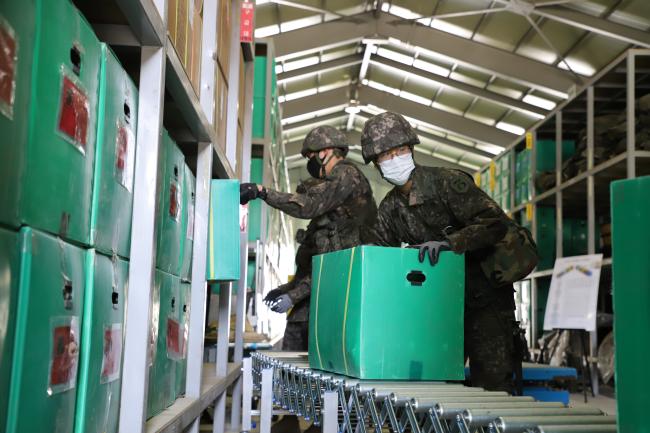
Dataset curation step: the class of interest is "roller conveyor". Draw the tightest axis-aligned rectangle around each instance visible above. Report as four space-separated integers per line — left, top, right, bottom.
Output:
249 352 616 433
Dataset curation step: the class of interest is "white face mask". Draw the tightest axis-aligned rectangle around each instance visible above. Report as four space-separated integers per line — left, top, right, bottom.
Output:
379 153 415 186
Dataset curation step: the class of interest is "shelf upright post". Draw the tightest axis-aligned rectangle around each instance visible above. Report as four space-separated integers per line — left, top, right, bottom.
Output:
214 282 233 433
184 1 218 432
225 0 242 169
586 85 599 396
231 54 256 431
530 131 538 347
118 1 167 431
555 112 563 260
626 51 636 178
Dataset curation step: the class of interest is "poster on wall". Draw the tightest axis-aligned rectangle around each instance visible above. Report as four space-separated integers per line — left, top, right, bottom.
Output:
543 254 603 332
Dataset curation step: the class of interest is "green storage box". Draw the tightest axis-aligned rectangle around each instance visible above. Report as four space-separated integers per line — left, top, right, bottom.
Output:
309 246 465 380
521 206 555 270
247 158 264 242
156 132 185 276
6 227 86 433
176 282 191 398
0 1 101 245
206 180 241 281
0 226 20 430
90 44 138 258
74 252 128 433
147 269 180 418
611 176 650 433
180 164 195 281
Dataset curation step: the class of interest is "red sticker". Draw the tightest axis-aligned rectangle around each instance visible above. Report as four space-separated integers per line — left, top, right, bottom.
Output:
167 317 181 359
0 18 17 118
101 324 122 384
50 325 78 387
169 181 181 220
116 127 127 170
57 75 89 151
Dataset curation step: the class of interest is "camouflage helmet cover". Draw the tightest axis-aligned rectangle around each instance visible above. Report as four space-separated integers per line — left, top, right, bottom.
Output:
301 125 350 157
360 112 420 163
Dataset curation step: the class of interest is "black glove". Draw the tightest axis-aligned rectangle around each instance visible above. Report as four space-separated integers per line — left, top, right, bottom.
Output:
263 288 283 306
411 240 450 266
269 294 293 313
240 183 259 205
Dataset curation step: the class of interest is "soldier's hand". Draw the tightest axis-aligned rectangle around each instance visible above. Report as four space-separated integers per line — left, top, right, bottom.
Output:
263 289 283 306
411 240 450 266
269 294 293 313
240 183 259 205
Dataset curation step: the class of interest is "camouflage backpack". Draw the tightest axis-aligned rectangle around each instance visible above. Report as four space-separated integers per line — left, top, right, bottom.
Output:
480 221 539 286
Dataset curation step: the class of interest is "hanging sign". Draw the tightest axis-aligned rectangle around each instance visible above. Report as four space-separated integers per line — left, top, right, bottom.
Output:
240 1 254 43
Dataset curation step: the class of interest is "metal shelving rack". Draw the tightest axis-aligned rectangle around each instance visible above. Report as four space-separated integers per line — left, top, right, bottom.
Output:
482 48 650 397
74 1 255 432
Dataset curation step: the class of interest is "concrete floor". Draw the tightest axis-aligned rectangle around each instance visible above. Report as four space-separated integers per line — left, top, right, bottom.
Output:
570 392 618 415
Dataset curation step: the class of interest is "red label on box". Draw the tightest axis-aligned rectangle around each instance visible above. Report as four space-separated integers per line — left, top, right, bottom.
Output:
240 2 254 43
50 325 77 387
167 317 181 359
169 180 181 220
0 19 17 118
101 324 123 383
58 75 89 151
116 127 128 170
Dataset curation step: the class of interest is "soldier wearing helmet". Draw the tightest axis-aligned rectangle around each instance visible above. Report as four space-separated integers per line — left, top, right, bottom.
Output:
361 112 537 393
241 125 377 349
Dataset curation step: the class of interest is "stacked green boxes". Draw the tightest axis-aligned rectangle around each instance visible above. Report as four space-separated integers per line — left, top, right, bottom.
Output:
0 0 101 245
252 56 267 139
309 246 465 380
180 164 196 281
91 45 138 257
515 150 532 206
493 151 512 211
206 180 241 282
0 227 20 430
156 131 185 275
6 228 87 433
611 176 650 433
247 158 264 242
74 252 128 433
147 269 181 418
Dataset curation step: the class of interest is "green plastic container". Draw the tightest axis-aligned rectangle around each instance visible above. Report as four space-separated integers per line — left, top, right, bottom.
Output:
0 1 101 245
74 252 128 433
521 206 555 270
147 269 180 418
0 226 20 431
247 158 264 242
90 44 138 258
180 164 195 282
309 246 465 380
206 180 241 282
176 281 191 398
611 176 650 433
156 132 185 276
6 227 86 433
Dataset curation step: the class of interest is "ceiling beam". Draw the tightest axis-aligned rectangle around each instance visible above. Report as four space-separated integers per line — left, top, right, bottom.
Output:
277 54 363 83
281 86 350 119
358 85 516 147
374 12 579 98
369 56 550 118
534 6 650 49
282 112 349 132
272 12 377 58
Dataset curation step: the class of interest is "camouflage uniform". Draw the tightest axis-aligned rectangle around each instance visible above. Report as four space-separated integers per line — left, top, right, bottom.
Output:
363 112 534 393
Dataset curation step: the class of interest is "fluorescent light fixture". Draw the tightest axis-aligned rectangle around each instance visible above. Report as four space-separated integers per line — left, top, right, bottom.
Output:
388 5 422 20
399 90 432 106
275 64 284 74
381 2 390 12
283 88 318 102
376 47 414 66
282 105 348 125
254 24 280 38
362 37 390 45
256 0 270 4
496 122 526 135
282 56 320 72
318 81 349 93
476 143 504 155
558 58 595 77
345 105 361 114
465 112 496 126
487 84 523 100
430 19 472 39
449 71 484 88
366 80 400 96
413 59 449 77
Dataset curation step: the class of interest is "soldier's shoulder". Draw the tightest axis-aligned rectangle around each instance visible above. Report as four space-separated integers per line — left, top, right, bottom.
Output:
377 188 400 212
437 167 475 194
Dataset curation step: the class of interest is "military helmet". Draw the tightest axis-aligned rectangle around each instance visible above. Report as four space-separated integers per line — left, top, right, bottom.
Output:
300 125 350 157
360 112 419 164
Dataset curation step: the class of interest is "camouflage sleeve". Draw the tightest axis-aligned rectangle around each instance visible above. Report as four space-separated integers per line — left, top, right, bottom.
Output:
263 164 356 219
371 201 401 247
441 171 510 254
286 274 312 304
